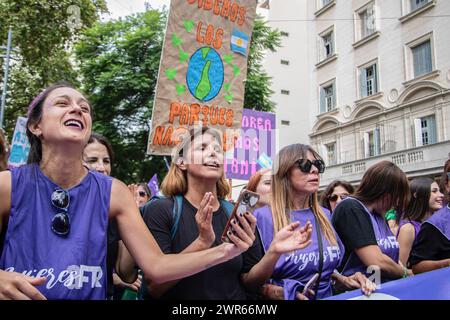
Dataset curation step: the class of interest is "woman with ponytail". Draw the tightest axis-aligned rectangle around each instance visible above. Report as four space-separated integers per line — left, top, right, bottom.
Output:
254 144 374 300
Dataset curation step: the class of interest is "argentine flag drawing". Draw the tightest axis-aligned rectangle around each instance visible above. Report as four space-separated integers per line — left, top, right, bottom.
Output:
231 28 249 56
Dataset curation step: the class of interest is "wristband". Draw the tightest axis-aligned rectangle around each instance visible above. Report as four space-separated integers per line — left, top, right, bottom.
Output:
402 266 408 278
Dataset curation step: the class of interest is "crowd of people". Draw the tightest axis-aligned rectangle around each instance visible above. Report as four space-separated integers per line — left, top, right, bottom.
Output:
0 83 449 300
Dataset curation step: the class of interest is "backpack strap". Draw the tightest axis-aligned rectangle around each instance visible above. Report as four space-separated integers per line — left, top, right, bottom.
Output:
219 198 234 217
139 195 164 217
169 197 234 239
170 195 184 240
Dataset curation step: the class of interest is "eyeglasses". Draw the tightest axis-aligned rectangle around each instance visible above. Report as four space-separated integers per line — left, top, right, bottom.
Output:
295 159 326 174
51 189 70 237
329 193 349 202
138 191 148 198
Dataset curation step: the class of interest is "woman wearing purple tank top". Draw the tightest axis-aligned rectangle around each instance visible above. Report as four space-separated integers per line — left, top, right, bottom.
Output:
0 83 263 300
397 178 444 267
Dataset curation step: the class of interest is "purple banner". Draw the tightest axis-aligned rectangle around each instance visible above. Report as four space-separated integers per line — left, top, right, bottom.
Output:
224 109 276 180
326 266 450 300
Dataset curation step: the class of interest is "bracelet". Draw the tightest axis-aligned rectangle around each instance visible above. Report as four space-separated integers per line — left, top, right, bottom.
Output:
402 266 408 278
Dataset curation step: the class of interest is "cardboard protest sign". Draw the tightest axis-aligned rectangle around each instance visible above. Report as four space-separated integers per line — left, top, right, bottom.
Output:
7 116 30 169
224 108 275 180
147 0 258 155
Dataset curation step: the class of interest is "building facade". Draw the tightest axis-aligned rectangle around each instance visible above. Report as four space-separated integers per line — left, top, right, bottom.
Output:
261 0 311 149
264 0 450 188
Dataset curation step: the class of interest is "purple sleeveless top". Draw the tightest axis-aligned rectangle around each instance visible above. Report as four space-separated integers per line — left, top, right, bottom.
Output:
397 220 422 242
424 205 450 241
254 206 344 300
339 197 399 282
0 163 112 300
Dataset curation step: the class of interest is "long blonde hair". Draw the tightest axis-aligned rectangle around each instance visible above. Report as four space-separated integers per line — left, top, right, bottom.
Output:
161 127 230 198
271 144 337 245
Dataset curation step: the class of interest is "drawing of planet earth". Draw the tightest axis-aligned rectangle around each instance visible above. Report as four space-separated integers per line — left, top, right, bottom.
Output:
186 47 224 102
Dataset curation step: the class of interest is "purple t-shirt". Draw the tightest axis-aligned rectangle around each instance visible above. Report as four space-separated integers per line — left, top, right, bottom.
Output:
254 205 344 300
0 163 112 300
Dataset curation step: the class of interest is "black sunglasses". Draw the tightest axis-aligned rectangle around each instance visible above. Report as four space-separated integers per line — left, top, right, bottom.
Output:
295 159 326 174
329 193 349 202
138 191 148 198
51 189 70 237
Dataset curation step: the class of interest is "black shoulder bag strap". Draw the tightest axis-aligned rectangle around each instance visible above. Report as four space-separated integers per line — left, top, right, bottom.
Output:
313 213 324 300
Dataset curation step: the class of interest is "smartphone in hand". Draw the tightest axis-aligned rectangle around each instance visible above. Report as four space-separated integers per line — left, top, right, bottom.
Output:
302 273 319 297
221 189 260 243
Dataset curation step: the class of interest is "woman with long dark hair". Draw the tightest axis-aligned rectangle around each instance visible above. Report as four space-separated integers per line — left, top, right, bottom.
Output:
409 160 450 274
397 178 443 266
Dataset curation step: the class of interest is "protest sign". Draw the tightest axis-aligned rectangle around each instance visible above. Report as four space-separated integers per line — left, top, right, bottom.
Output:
147 0 258 155
225 108 275 180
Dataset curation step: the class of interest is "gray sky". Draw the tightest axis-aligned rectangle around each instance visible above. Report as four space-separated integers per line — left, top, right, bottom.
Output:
103 0 170 20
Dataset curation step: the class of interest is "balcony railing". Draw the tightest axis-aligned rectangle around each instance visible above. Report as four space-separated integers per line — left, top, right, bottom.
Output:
320 140 450 189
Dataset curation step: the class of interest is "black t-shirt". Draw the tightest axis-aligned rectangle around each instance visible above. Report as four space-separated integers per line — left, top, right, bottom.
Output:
408 222 450 267
142 197 264 300
331 199 377 272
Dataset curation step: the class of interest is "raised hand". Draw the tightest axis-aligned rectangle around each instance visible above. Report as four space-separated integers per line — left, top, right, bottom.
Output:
268 221 313 255
0 270 47 300
195 192 215 247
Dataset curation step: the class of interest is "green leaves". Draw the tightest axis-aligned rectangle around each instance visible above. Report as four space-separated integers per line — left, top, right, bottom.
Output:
171 33 182 47
223 54 233 65
224 92 233 103
74 9 168 183
183 19 194 33
232 64 241 77
179 49 189 63
243 16 281 112
176 83 186 96
165 68 177 80
0 0 108 138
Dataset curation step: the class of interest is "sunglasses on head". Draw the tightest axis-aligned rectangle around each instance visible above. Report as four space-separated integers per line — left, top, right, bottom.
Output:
51 189 70 237
329 193 349 202
295 159 326 174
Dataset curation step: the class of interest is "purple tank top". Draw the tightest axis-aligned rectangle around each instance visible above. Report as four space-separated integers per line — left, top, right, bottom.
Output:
0 163 112 300
424 205 450 241
254 205 344 300
397 219 422 241
340 197 399 281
